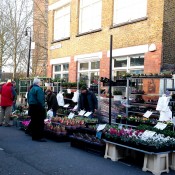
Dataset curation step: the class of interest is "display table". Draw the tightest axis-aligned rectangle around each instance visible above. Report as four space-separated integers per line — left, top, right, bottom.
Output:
169 151 175 170
104 140 170 175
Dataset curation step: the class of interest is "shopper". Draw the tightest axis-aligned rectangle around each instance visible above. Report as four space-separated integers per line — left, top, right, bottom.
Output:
78 85 98 118
12 81 17 112
46 89 58 117
0 79 17 126
27 77 46 142
25 85 33 136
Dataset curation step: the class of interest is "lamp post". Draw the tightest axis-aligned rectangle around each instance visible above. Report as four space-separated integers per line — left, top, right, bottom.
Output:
25 27 32 77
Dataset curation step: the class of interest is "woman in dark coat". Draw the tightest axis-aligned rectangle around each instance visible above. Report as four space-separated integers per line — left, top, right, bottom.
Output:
46 89 58 117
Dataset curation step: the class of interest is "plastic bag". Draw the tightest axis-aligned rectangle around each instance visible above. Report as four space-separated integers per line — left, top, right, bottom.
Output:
47 109 53 119
72 90 79 103
57 92 65 106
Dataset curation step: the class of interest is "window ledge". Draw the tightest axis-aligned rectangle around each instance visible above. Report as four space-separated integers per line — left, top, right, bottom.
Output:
51 37 70 44
110 17 147 29
76 28 102 37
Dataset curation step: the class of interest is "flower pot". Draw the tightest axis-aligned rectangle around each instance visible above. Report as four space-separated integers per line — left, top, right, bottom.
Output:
121 119 126 124
116 118 121 123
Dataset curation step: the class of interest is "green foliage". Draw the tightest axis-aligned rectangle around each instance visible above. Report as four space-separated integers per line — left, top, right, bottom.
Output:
136 124 175 138
113 89 122 95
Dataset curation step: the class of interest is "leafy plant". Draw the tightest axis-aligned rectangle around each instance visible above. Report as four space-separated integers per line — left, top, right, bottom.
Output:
136 124 175 138
104 125 175 151
113 89 122 95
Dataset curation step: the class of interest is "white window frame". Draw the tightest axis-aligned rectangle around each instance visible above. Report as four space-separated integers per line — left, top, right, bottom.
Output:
53 63 69 81
113 54 144 75
79 0 102 34
113 0 147 25
78 60 100 87
53 5 70 41
112 55 144 96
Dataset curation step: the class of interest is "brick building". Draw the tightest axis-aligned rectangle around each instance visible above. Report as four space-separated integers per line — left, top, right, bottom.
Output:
33 0 48 77
47 0 175 91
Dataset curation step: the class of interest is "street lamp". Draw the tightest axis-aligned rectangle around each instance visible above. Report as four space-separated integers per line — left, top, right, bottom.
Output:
25 27 32 77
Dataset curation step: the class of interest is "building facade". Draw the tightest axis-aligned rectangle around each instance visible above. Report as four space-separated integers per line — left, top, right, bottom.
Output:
33 0 48 77
47 0 175 91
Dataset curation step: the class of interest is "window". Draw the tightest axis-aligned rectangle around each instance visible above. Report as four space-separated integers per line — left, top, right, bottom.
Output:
55 65 61 72
79 0 102 34
130 55 144 66
113 55 144 80
114 57 127 68
80 63 88 70
78 61 100 86
54 5 70 41
113 0 147 25
53 63 69 82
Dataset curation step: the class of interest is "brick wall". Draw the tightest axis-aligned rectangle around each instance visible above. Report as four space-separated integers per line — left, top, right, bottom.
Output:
33 0 48 77
144 43 162 74
69 57 77 82
100 51 110 78
48 0 165 81
162 0 175 65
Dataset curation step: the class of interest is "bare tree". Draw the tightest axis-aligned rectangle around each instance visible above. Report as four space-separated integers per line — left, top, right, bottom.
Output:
0 0 33 79
0 0 12 80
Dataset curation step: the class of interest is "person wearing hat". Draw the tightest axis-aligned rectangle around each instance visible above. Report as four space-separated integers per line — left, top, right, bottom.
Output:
27 77 46 142
0 80 17 126
78 85 98 118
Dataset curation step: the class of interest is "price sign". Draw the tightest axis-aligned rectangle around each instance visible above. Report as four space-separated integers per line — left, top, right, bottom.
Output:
67 89 71 94
73 105 78 111
143 111 153 118
141 130 156 138
154 122 167 130
96 131 102 139
68 112 75 119
78 110 86 116
64 104 70 108
172 117 175 126
97 124 106 132
118 124 123 130
84 112 92 117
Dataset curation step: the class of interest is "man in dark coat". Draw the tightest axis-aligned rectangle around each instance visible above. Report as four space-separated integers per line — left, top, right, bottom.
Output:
78 85 98 117
46 89 58 117
27 77 46 142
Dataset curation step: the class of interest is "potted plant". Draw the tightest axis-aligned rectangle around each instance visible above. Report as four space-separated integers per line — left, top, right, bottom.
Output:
113 89 123 101
116 115 122 123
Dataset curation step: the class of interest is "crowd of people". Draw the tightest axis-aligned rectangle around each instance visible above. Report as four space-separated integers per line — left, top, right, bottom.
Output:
0 77 98 142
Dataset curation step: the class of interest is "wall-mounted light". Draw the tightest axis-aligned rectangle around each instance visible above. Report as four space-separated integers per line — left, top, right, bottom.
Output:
148 43 157 52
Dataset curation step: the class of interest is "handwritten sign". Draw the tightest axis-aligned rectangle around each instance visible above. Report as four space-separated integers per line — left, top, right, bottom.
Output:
97 124 106 132
68 112 75 119
64 104 70 108
141 130 156 138
172 117 175 126
143 111 153 118
84 112 92 117
73 105 78 111
154 122 167 130
78 110 86 116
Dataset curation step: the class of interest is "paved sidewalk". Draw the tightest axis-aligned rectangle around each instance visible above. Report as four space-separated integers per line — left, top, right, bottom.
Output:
0 126 174 175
